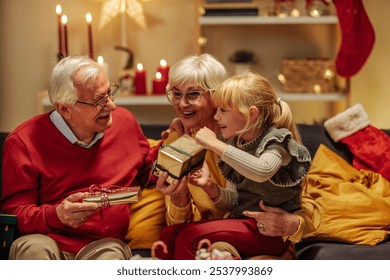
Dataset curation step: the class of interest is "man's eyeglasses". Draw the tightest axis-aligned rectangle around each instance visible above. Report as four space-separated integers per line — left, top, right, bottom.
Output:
166 89 205 105
76 83 119 110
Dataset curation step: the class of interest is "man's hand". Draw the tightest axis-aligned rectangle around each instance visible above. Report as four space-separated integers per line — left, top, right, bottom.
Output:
56 192 99 228
243 200 300 236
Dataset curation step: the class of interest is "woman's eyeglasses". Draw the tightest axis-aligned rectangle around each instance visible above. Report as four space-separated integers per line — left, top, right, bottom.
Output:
166 89 205 105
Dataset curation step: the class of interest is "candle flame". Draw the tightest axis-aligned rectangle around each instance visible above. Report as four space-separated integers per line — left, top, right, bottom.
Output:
137 63 143 71
86 13 92 23
61 15 68 25
160 59 167 67
56 4 62 15
156 72 162 79
97 56 104 64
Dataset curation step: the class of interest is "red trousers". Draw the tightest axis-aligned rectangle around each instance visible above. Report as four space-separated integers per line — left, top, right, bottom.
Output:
155 218 290 260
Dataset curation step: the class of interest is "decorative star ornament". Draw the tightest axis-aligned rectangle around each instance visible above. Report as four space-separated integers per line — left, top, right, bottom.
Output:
99 0 146 30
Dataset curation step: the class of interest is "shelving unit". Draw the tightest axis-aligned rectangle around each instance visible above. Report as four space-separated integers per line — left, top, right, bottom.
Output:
199 15 338 25
195 0 350 122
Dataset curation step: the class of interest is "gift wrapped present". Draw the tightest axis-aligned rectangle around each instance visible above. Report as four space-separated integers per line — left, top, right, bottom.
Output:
82 185 141 206
153 134 206 181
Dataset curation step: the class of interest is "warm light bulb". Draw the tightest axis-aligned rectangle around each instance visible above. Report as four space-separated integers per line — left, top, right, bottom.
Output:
323 69 334 79
97 56 104 64
61 15 68 25
277 73 286 84
137 63 143 71
56 4 62 15
160 59 167 67
86 13 92 23
290 9 300 17
310 9 320 17
313 84 321 93
156 72 162 79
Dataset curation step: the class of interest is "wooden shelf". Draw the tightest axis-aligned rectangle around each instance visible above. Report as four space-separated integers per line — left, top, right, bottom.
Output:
279 92 346 102
200 15 338 25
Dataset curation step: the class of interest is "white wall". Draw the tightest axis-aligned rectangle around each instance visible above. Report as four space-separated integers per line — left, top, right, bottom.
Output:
352 0 390 129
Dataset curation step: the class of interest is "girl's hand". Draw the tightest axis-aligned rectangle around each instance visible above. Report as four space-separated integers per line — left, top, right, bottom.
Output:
195 127 227 156
190 161 220 201
194 127 217 149
189 161 210 189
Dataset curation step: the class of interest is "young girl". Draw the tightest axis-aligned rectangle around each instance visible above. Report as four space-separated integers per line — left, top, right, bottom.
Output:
192 72 311 219
161 72 311 259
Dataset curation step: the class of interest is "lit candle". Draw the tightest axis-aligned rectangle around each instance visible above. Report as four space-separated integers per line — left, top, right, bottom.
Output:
152 72 166 94
158 59 170 81
135 63 147 95
56 4 63 57
97 56 109 77
86 13 94 60
61 15 68 57
157 59 169 93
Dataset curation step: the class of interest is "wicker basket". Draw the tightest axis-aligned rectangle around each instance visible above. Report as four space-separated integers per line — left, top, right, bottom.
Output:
280 58 337 93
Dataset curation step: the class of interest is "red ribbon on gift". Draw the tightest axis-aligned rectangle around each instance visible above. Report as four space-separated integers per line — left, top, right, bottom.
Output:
88 184 122 206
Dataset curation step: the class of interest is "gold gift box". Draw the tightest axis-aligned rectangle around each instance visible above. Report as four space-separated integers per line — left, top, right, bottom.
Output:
154 134 206 181
82 185 141 206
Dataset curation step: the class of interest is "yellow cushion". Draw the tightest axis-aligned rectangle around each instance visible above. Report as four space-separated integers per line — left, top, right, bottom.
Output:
305 144 390 245
126 138 166 250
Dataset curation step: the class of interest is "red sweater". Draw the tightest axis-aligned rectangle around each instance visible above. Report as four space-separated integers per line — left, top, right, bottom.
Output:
0 107 160 253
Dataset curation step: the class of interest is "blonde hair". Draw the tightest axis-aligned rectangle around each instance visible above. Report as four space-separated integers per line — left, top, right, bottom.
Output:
212 72 302 143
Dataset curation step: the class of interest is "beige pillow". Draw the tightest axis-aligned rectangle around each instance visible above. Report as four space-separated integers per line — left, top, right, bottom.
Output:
304 144 390 245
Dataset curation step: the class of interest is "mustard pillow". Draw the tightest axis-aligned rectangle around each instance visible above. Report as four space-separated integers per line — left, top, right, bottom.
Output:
305 144 390 245
126 138 167 250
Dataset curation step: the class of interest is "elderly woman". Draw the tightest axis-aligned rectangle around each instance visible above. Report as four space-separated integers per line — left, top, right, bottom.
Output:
155 53 320 260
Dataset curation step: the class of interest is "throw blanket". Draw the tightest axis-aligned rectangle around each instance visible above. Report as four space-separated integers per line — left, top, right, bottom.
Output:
304 144 390 245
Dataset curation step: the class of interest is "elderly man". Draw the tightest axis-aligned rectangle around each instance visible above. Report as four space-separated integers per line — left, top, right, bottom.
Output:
0 56 158 260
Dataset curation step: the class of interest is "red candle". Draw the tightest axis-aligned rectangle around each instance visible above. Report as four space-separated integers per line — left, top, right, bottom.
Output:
56 4 63 57
61 15 68 57
158 59 170 80
135 63 147 95
157 59 169 93
86 13 94 60
152 72 166 94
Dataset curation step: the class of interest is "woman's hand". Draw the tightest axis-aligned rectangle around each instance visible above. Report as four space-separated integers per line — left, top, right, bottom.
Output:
155 171 190 207
243 200 300 237
161 118 188 139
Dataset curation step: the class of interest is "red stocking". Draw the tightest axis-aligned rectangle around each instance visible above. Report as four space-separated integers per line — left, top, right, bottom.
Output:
332 0 375 78
324 104 390 182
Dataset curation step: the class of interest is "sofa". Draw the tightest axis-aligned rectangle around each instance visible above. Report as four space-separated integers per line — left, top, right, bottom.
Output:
1 123 390 260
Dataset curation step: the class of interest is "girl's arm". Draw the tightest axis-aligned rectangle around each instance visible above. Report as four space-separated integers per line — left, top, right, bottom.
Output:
221 144 291 183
